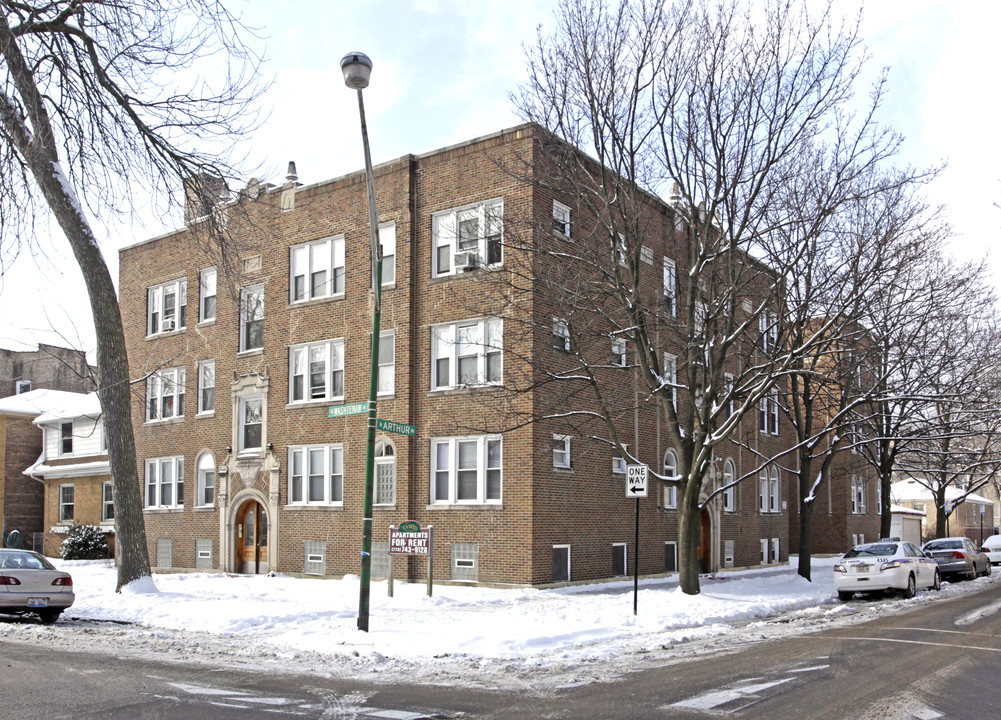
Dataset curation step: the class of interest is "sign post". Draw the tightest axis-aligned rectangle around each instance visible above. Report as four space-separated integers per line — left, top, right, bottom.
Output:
388 521 435 597
626 464 648 615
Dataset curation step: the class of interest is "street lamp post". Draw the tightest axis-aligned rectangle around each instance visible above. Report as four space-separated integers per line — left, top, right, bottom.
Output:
341 51 382 633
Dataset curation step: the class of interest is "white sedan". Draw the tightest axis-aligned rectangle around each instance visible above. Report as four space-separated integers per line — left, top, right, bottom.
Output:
982 534 1001 565
834 540 940 601
0 549 74 623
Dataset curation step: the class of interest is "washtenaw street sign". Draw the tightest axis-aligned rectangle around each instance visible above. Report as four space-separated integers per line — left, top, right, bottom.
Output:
328 402 368 418
376 418 416 436
626 464 649 498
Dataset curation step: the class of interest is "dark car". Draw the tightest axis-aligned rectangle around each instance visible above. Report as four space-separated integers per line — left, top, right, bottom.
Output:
920 537 992 581
0 549 74 623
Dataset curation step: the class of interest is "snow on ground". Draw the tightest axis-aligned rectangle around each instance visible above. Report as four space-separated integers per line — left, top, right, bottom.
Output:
3 556 995 689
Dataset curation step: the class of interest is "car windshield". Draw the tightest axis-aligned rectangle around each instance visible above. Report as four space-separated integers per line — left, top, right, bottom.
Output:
924 540 962 551
0 551 54 570
844 543 898 558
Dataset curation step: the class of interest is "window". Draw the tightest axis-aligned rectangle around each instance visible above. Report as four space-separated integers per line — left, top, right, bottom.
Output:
15 380 30 394
721 373 735 421
759 311 778 353
722 459 736 511
664 353 678 410
552 545 571 582
288 445 343 505
876 481 882 515
663 258 677 316
431 318 502 390
552 200 571 237
612 543 627 576
553 318 570 352
375 441 396 505
239 396 263 453
379 222 396 286
60 421 73 455
771 538 781 564
146 367 186 422
614 233 627 265
553 434 571 469
378 330 395 395
198 360 215 414
59 484 74 522
769 467 780 512
199 268 217 322
196 452 215 507
759 390 779 435
432 198 503 275
102 481 114 522
759 468 769 512
145 456 184 509
665 542 678 572
612 338 627 368
761 539 769 564
613 445 628 475
290 236 345 303
147 279 187 336
852 476 866 514
290 339 344 403
664 450 679 509
240 285 264 352
430 435 502 504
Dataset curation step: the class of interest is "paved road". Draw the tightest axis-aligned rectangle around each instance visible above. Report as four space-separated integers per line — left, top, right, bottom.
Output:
2 582 999 719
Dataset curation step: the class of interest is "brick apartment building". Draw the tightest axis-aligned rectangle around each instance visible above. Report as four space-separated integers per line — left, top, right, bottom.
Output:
0 345 95 548
120 124 804 585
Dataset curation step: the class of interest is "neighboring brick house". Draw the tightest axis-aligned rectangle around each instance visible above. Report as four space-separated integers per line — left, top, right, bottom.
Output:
119 123 802 585
0 345 96 550
892 478 995 545
23 392 113 556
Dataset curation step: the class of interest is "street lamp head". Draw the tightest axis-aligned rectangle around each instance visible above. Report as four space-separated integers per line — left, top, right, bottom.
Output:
340 52 373 90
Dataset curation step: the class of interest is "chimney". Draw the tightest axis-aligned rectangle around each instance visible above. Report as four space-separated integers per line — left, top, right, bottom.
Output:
183 173 227 224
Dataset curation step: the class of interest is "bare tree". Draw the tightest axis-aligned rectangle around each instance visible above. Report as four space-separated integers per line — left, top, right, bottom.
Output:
513 0 907 593
0 0 264 589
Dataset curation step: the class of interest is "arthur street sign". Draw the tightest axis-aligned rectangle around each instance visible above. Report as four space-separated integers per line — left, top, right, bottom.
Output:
376 418 416 436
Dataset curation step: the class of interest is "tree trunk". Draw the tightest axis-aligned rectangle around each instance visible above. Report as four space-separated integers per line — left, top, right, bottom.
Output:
797 496 814 581
677 491 702 595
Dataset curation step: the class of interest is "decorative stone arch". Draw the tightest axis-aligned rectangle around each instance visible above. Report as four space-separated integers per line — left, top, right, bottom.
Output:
226 486 272 574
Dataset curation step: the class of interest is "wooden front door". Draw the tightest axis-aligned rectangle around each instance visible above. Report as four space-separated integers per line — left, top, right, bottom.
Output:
236 500 269 574
698 507 711 573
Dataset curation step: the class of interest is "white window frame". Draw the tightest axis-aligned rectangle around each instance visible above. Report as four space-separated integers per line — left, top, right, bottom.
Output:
553 434 571 469
196 452 215 507
59 421 73 456
771 538 780 564
761 539 769 564
199 267 217 322
15 380 30 394
378 221 396 286
613 444 629 475
198 360 215 415
238 395 263 455
59 484 74 522
664 352 678 410
240 284 265 352
759 390 780 435
430 435 502 505
553 318 570 352
145 456 184 509
612 338 627 368
722 459 736 511
759 311 778 353
147 278 187 336
146 367 186 423
552 200 571 237
102 481 114 522
432 198 503 276
612 542 628 576
664 450 679 509
288 445 344 506
431 318 502 390
289 339 345 404
375 440 396 505
378 330 395 396
876 480 882 515
769 467 780 513
663 257 677 316
759 468 769 513
290 236 345 303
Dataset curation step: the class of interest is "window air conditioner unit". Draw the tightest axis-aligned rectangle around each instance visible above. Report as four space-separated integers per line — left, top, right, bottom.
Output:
455 251 479 271
162 318 176 332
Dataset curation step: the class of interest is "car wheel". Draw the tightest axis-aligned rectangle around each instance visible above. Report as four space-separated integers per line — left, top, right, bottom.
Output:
987 563 993 577
902 573 917 599
933 569 941 591
37 609 61 625
967 567 977 581
837 591 853 602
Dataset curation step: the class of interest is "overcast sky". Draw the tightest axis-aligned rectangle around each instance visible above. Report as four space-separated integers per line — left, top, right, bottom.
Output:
1 0 997 357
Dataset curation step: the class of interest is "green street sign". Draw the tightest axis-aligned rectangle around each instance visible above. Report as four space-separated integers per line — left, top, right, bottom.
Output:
328 402 369 418
376 418 416 436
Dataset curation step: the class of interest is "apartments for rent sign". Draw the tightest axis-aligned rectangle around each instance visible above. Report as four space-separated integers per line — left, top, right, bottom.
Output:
388 521 433 555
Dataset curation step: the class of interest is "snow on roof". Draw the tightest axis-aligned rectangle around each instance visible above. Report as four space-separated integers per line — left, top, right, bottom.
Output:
32 391 101 425
0 389 96 419
891 479 993 506
890 503 925 516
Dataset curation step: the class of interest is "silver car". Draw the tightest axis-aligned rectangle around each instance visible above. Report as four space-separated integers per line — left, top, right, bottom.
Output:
0 549 74 624
920 537 992 581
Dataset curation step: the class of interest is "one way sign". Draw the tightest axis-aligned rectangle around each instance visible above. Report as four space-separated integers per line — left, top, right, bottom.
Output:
626 464 649 498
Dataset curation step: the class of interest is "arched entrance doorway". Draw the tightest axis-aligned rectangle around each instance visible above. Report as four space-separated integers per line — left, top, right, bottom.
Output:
697 507 711 573
236 500 268 574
